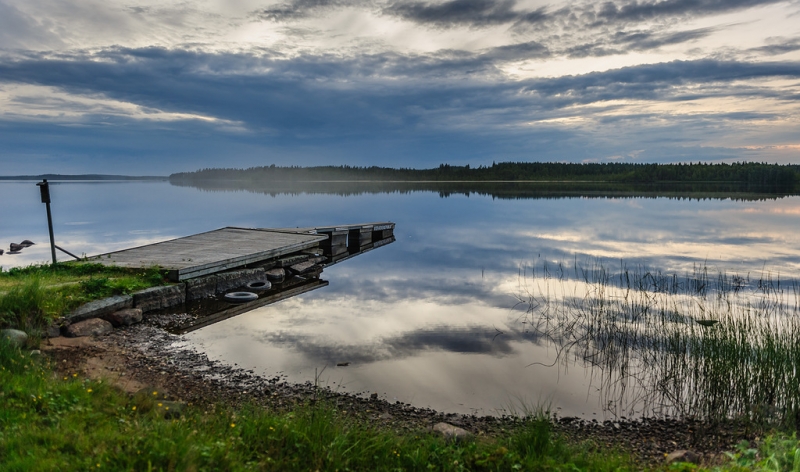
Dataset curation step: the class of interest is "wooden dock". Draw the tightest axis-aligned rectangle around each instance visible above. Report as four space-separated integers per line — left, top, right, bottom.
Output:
88 223 394 281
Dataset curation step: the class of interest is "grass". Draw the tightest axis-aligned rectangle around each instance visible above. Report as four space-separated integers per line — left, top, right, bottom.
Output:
0 262 167 336
0 339 640 471
5 260 800 470
516 259 800 429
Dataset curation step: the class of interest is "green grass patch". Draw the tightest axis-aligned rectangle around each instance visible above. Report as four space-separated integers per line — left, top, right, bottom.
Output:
0 339 643 471
0 263 167 335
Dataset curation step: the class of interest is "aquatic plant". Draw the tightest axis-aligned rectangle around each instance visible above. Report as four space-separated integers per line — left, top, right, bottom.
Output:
516 259 800 429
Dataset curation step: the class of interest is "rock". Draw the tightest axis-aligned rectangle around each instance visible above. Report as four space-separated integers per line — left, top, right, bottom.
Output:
432 422 472 442
277 254 310 267
65 318 114 337
370 393 379 400
133 285 185 312
379 412 393 421
46 323 62 338
265 268 286 283
68 295 133 323
666 450 701 464
103 308 143 327
0 329 28 348
287 261 320 275
29 349 42 357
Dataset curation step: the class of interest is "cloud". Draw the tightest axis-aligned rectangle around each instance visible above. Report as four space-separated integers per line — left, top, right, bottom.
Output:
381 0 785 30
254 0 371 21
590 0 785 25
384 0 547 27
0 1 64 49
0 46 798 172
258 324 543 365
750 37 800 56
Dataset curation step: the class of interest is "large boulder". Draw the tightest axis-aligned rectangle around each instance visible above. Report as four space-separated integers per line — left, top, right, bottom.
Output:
666 450 701 464
68 295 133 323
0 329 28 348
65 318 113 337
103 308 143 327
432 422 472 442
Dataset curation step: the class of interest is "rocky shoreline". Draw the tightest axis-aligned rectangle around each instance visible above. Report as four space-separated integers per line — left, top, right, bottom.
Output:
39 308 759 467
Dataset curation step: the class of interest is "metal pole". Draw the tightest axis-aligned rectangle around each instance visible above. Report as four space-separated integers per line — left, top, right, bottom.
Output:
45 201 56 265
37 179 57 265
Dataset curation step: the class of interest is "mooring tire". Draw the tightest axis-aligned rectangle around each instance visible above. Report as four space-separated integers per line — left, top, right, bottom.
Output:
245 280 272 292
224 291 259 303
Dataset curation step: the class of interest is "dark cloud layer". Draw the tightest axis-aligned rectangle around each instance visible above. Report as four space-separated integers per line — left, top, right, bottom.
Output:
253 0 787 39
2 48 797 128
0 46 797 172
384 0 547 27
379 0 784 29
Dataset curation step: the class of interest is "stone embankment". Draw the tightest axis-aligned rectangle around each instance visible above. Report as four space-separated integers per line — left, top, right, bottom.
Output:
54 251 327 338
53 267 270 338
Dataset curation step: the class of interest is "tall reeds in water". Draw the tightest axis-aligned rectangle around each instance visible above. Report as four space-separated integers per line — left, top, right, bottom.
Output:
517 260 800 428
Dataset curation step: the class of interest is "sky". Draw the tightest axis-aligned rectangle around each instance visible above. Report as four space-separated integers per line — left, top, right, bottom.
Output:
1 0 799 175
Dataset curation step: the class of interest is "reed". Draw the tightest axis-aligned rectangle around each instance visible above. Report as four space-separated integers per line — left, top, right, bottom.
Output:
517 259 800 428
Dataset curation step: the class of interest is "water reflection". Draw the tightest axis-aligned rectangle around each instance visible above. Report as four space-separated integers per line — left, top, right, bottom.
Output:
4 180 800 419
170 179 797 201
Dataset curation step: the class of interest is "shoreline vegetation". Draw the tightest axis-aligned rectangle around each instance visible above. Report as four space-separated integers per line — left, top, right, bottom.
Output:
1 337 639 471
0 263 167 336
3 264 800 469
516 260 800 430
2 162 799 189
166 162 800 200
169 162 800 188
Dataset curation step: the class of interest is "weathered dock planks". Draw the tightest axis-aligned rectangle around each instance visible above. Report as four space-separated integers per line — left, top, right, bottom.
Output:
88 227 327 281
86 223 394 282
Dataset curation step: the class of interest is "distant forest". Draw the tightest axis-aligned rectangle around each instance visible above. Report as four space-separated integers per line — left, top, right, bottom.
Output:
170 162 800 190
0 174 166 181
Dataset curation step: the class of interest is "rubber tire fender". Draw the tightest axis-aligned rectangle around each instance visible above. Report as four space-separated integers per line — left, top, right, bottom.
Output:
245 280 272 292
224 291 259 303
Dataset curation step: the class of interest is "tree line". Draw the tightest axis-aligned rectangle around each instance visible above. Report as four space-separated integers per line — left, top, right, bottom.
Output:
169 162 800 190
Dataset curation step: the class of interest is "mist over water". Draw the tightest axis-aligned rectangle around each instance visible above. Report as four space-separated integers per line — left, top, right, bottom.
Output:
3 179 800 418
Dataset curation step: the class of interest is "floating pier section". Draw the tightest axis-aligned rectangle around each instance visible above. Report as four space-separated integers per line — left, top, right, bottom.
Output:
88 222 395 281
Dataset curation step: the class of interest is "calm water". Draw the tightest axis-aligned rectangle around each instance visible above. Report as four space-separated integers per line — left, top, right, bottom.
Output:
3 180 800 418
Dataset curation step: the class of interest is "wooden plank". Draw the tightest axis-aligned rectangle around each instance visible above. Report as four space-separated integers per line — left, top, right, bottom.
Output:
87 227 326 281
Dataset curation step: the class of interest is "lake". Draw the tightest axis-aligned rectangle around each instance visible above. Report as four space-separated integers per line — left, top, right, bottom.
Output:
3 180 800 420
